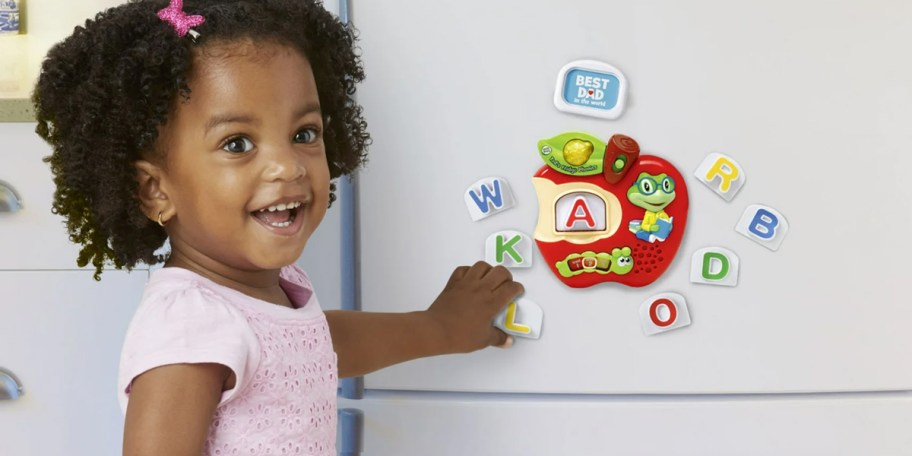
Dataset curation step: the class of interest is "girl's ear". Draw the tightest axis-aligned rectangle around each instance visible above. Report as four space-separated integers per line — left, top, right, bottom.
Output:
134 160 173 224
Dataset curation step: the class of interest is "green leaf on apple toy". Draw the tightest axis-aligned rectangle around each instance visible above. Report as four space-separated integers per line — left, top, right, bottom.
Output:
537 132 605 176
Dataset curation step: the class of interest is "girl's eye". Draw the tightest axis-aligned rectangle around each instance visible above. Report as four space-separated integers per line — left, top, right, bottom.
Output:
223 136 254 154
293 128 320 144
662 177 675 193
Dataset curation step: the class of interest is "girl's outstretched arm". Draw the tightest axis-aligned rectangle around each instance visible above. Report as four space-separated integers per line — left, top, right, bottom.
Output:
123 363 231 456
325 261 524 378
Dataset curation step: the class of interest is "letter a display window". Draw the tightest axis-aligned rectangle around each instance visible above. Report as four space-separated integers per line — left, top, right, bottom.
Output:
555 192 607 233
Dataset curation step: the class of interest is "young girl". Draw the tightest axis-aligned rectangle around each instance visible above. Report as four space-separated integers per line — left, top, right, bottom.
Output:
33 1 522 454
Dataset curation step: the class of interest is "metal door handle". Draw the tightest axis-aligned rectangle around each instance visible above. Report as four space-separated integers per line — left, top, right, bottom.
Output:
0 368 23 400
0 180 22 212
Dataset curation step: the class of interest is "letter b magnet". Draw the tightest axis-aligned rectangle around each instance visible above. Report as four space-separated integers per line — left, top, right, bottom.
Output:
736 204 789 251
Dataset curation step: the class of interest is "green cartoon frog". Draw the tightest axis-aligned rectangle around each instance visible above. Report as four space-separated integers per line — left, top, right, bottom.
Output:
627 173 676 242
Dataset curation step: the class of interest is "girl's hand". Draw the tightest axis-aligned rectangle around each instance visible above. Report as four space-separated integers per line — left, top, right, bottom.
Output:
326 261 524 377
425 261 525 353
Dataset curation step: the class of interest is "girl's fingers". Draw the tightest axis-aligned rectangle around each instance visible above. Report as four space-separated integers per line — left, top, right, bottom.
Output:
493 280 524 306
445 265 471 289
490 329 513 349
482 265 513 290
464 260 493 280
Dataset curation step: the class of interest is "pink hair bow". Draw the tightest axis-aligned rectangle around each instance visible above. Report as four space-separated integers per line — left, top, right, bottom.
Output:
157 0 206 39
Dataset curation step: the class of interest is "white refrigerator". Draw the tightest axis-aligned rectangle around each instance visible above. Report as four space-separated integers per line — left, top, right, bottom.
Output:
336 0 912 454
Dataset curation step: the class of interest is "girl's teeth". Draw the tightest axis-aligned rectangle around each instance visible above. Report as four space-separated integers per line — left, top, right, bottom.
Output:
269 220 292 228
260 201 303 212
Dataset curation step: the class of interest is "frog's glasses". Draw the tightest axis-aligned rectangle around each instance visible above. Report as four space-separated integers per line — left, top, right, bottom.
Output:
635 176 675 196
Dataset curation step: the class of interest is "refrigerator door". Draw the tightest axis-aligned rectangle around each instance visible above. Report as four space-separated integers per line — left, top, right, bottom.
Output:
354 0 912 394
344 392 912 456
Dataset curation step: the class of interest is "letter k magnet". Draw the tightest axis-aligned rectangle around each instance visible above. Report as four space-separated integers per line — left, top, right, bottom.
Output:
486 231 533 268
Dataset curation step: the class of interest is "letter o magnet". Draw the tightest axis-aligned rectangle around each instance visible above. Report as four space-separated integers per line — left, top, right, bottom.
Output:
650 298 677 327
640 292 691 336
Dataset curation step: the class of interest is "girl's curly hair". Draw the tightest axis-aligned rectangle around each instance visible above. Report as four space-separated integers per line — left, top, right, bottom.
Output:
33 0 370 279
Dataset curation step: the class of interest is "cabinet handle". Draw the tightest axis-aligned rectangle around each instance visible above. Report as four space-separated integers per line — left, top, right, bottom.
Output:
338 408 363 455
0 368 23 400
0 180 23 213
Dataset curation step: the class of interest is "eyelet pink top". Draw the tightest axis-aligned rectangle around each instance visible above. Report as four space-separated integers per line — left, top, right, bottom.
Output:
118 265 338 455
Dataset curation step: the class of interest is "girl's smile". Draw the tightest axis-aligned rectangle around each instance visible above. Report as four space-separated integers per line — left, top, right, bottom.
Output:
250 198 309 234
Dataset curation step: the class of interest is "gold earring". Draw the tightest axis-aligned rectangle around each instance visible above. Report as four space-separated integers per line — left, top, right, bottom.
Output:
157 211 167 227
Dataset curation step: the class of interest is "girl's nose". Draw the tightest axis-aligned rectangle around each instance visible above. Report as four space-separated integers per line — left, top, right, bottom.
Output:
262 145 306 182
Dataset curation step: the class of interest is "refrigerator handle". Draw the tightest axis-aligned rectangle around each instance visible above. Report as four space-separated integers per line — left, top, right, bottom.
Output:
337 141 365 401
337 0 365 401
0 180 23 212
0 368 24 400
338 408 364 456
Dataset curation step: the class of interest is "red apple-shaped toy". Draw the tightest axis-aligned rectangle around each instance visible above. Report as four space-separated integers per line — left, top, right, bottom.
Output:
533 132 689 288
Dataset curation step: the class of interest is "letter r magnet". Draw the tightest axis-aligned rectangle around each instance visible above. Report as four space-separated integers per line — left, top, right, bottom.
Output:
695 153 745 202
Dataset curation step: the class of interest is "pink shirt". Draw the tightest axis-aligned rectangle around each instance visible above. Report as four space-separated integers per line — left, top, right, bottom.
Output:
118 265 338 455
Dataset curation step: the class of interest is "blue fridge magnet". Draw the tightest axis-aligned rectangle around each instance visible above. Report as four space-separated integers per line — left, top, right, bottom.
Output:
0 0 19 34
553 60 628 120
